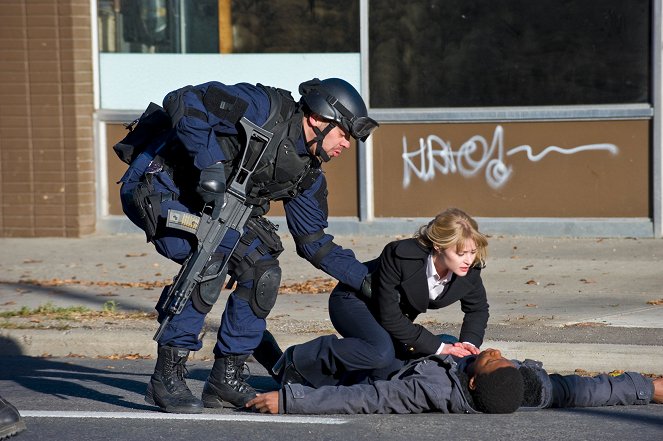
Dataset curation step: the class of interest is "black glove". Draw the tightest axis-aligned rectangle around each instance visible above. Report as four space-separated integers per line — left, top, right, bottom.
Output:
197 163 226 219
359 272 372 300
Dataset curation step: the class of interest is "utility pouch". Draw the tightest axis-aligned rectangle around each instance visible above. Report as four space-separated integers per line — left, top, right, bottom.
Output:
131 179 160 241
114 102 172 165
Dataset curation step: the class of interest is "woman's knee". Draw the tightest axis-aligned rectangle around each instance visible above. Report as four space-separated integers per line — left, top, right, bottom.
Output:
371 342 396 368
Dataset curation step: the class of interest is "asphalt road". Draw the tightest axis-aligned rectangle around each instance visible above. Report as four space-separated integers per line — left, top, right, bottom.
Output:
1 355 662 441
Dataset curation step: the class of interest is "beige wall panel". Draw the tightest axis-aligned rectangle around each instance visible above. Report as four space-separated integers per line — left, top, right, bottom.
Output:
373 121 649 218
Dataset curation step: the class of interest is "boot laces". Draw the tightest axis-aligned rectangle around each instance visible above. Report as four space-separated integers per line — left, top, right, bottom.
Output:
224 359 253 392
168 357 192 394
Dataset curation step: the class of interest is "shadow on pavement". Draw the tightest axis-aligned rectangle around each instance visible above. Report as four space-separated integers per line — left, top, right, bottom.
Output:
0 336 154 411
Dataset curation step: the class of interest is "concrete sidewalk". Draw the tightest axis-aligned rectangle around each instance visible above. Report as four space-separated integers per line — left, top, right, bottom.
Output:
1 231 662 374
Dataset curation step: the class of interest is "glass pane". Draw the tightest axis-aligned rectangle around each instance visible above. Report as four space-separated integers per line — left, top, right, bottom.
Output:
98 0 359 54
369 0 651 108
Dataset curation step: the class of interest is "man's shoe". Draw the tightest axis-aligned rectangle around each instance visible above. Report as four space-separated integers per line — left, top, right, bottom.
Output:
272 346 309 387
0 395 26 440
145 345 204 413
202 355 256 408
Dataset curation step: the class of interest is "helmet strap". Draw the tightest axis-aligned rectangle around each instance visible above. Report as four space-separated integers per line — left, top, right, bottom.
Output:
306 122 336 162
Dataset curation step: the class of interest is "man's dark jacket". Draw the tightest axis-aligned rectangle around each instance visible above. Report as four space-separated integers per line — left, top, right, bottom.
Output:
280 354 655 414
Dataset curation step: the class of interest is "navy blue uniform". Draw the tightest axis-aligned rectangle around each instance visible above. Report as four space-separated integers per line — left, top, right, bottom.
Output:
119 81 368 357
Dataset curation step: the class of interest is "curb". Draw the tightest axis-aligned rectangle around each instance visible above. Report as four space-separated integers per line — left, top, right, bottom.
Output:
2 328 661 375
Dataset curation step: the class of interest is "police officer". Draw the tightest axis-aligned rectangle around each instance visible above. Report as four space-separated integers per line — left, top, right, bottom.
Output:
118 78 379 413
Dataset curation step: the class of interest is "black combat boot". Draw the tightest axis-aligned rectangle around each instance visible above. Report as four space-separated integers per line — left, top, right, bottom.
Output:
202 355 256 408
145 345 204 413
0 395 26 440
251 330 283 382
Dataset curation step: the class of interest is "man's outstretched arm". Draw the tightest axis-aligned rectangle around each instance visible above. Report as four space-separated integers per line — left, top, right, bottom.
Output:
247 370 454 415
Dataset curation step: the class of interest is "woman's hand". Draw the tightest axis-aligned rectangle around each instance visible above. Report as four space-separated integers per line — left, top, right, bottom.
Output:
442 343 479 358
457 342 481 355
246 392 280 414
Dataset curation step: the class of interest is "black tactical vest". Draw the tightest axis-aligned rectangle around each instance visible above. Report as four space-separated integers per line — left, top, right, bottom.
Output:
215 85 322 211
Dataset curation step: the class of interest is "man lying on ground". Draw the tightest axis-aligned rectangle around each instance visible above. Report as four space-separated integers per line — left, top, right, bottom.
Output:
246 348 663 414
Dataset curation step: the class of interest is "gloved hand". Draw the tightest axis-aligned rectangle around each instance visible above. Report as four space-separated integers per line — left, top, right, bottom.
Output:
197 163 226 219
359 273 372 299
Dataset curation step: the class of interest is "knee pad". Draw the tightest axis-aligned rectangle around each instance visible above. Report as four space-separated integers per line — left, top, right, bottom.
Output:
191 252 228 314
237 260 282 319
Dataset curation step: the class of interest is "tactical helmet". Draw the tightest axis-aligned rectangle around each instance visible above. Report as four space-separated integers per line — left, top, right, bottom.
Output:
299 78 379 142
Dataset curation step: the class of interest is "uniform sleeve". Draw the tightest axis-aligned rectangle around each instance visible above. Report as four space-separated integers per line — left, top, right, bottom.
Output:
284 172 367 290
167 81 270 171
458 269 490 347
374 244 440 355
549 372 654 408
282 372 450 415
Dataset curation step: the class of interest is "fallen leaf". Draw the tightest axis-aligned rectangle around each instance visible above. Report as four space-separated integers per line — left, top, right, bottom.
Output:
525 279 539 285
279 277 337 294
579 278 596 284
646 299 663 305
125 253 147 257
22 259 42 264
525 303 537 308
564 322 607 328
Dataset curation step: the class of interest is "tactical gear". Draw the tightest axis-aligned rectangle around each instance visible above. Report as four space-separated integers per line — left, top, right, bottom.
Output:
252 330 284 382
0 395 25 440
145 345 204 413
190 252 227 314
197 162 227 220
299 77 379 142
228 216 283 281
113 102 172 165
235 260 281 319
202 355 256 408
292 229 338 268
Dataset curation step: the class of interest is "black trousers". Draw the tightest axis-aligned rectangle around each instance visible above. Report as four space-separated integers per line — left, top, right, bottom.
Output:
291 285 405 387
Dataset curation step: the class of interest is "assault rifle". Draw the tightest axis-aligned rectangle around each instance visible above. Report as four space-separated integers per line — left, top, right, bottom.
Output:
153 117 274 342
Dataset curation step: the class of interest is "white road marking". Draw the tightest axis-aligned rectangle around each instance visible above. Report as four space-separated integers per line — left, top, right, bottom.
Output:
20 410 347 425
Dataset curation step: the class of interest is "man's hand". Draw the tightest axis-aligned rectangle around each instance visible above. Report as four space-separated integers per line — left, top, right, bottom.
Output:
653 377 663 404
246 392 280 414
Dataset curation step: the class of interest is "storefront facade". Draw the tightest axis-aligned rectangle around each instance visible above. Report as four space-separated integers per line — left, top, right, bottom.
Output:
1 0 661 237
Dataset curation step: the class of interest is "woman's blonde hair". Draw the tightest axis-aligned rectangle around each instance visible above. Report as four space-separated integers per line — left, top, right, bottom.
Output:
414 207 488 267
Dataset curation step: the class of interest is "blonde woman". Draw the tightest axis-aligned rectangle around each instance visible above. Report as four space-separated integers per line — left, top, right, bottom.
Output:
271 208 490 388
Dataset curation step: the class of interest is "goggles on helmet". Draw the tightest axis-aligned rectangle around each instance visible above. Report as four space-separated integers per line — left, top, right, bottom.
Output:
328 97 379 142
300 79 379 142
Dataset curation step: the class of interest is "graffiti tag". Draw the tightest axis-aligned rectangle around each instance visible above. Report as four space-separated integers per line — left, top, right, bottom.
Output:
402 125 619 189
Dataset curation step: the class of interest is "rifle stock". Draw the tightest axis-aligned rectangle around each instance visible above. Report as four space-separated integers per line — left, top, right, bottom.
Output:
153 118 274 342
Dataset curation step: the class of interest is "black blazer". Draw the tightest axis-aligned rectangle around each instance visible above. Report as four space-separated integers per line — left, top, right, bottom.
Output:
373 238 489 357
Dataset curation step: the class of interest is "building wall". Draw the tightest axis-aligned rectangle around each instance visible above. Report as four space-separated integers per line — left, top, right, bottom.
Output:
0 0 95 237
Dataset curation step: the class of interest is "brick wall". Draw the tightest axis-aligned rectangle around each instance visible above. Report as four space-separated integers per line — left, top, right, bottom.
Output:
0 0 95 237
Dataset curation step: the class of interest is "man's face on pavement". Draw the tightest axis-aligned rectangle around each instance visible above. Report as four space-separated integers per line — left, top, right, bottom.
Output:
472 348 515 377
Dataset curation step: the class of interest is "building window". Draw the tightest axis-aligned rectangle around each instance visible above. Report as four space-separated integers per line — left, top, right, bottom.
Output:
98 0 360 54
369 0 651 108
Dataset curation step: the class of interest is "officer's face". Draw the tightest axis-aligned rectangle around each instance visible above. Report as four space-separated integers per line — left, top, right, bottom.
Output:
434 239 477 277
319 123 352 160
